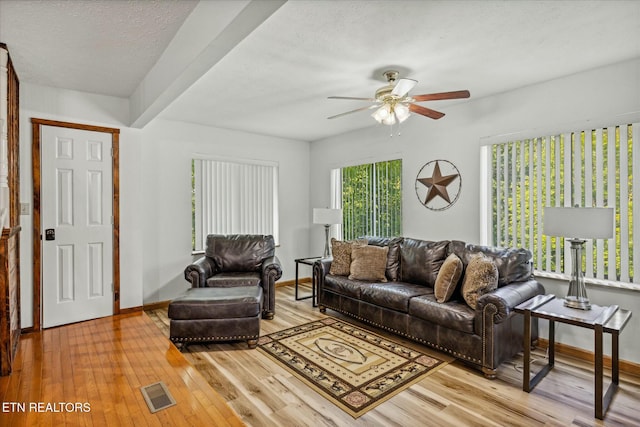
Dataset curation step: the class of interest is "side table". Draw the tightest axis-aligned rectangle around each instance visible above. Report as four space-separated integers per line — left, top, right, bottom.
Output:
294 256 322 307
515 294 632 420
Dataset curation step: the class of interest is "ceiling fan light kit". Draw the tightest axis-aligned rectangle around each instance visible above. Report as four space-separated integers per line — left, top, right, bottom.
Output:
328 70 470 130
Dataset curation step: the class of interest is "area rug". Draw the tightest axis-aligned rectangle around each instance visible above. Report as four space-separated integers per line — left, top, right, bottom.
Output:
257 317 448 418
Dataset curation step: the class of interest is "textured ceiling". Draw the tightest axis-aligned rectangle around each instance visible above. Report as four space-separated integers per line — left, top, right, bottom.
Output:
0 0 198 97
1 0 640 141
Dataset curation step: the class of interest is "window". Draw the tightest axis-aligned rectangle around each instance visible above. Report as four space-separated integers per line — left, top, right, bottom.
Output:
192 158 279 251
485 123 637 284
332 159 402 240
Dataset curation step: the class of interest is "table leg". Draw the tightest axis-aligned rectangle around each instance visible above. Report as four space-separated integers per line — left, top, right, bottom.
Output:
524 318 554 392
523 309 531 392
548 320 555 367
294 261 301 300
595 323 603 419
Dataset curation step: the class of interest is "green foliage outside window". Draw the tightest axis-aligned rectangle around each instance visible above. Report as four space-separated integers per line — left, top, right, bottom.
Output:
341 159 402 240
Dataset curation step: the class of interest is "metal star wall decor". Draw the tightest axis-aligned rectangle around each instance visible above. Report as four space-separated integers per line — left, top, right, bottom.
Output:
415 160 462 211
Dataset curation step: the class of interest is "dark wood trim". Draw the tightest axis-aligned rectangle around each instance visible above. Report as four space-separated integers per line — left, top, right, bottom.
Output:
31 122 41 331
119 306 143 315
277 277 311 287
31 118 120 331
142 300 171 311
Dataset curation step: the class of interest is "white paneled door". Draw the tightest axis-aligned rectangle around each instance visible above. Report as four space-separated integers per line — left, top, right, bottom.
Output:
41 125 113 328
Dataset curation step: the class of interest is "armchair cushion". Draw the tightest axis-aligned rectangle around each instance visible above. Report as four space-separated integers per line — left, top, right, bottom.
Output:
206 272 261 287
205 234 275 272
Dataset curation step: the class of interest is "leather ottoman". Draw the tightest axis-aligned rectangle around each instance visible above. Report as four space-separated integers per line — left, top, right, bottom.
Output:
168 286 263 349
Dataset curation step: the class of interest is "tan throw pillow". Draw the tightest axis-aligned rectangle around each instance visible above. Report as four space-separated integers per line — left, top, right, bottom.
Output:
462 253 498 309
329 238 367 276
349 245 389 282
434 253 463 303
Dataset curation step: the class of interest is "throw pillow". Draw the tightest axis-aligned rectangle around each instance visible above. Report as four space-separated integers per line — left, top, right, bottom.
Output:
434 253 463 303
329 238 367 276
349 245 389 282
461 253 498 309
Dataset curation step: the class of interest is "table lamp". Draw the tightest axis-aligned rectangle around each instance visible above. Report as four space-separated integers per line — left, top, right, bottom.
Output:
313 208 342 258
543 207 614 310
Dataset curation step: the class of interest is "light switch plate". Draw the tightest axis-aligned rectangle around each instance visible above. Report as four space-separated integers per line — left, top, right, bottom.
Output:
20 202 30 215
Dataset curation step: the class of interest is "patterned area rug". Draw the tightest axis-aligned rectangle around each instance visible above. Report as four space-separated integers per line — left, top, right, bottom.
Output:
258 318 448 418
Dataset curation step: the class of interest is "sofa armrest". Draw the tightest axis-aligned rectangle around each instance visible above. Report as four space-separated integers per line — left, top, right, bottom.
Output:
260 256 282 319
261 256 283 282
184 256 216 288
477 279 545 324
313 258 333 303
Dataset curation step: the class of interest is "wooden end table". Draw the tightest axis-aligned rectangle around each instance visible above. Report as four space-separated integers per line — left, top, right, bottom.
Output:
294 256 322 307
514 294 632 420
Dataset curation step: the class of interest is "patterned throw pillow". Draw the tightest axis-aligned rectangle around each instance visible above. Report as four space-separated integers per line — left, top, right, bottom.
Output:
434 253 463 303
348 245 389 282
461 253 498 309
329 238 367 276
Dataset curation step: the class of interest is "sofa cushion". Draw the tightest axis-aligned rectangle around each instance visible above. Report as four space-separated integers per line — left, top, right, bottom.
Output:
409 294 476 334
205 234 275 272
434 253 463 303
400 238 450 286
206 272 261 288
361 282 433 312
451 243 532 287
324 274 377 299
364 236 404 281
349 245 389 282
461 253 499 309
329 238 367 276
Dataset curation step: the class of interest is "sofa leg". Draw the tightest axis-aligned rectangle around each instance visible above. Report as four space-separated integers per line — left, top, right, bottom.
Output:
262 311 274 320
247 339 258 349
318 305 326 313
482 367 497 379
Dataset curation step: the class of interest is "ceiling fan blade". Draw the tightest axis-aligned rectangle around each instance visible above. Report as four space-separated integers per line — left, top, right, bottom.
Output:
328 96 377 101
391 78 418 97
411 90 470 102
327 104 379 119
409 103 445 120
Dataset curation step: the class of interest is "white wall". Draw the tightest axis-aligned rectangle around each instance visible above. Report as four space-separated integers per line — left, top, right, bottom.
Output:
18 84 311 328
309 58 640 363
18 83 144 328
139 119 310 304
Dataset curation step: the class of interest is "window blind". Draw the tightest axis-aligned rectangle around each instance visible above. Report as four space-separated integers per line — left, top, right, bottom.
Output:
193 158 279 251
489 123 637 284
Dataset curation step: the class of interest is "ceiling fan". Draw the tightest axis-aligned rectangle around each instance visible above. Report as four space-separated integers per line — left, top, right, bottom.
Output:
328 70 470 125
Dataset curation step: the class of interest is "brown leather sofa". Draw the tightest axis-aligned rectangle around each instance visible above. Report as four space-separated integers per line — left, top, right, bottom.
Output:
184 234 282 319
314 237 545 378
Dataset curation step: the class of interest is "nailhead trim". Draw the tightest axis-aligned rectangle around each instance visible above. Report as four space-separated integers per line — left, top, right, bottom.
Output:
171 334 259 343
323 303 482 365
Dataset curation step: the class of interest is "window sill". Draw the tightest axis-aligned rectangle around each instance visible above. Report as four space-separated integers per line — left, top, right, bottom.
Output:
533 270 640 292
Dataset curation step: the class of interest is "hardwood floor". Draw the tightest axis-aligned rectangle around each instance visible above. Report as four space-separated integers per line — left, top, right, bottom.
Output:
147 284 640 427
0 312 243 427
1 284 638 426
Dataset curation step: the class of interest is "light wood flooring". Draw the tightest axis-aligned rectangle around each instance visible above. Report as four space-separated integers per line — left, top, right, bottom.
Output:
146 284 640 427
1 284 639 426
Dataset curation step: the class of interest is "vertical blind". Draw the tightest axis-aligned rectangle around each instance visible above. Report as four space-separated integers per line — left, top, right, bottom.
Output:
337 159 402 240
489 123 638 284
192 158 279 251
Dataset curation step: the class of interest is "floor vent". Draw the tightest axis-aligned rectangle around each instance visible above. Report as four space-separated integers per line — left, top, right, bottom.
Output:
141 381 176 413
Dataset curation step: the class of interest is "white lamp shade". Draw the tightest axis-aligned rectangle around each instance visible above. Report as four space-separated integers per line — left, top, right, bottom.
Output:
313 208 342 225
543 207 614 239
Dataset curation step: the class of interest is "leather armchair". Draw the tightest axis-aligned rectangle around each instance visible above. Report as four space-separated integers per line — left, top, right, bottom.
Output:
185 234 282 319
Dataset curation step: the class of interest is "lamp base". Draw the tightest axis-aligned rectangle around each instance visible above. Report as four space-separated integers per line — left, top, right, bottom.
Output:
322 224 331 258
564 296 591 310
565 238 591 310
